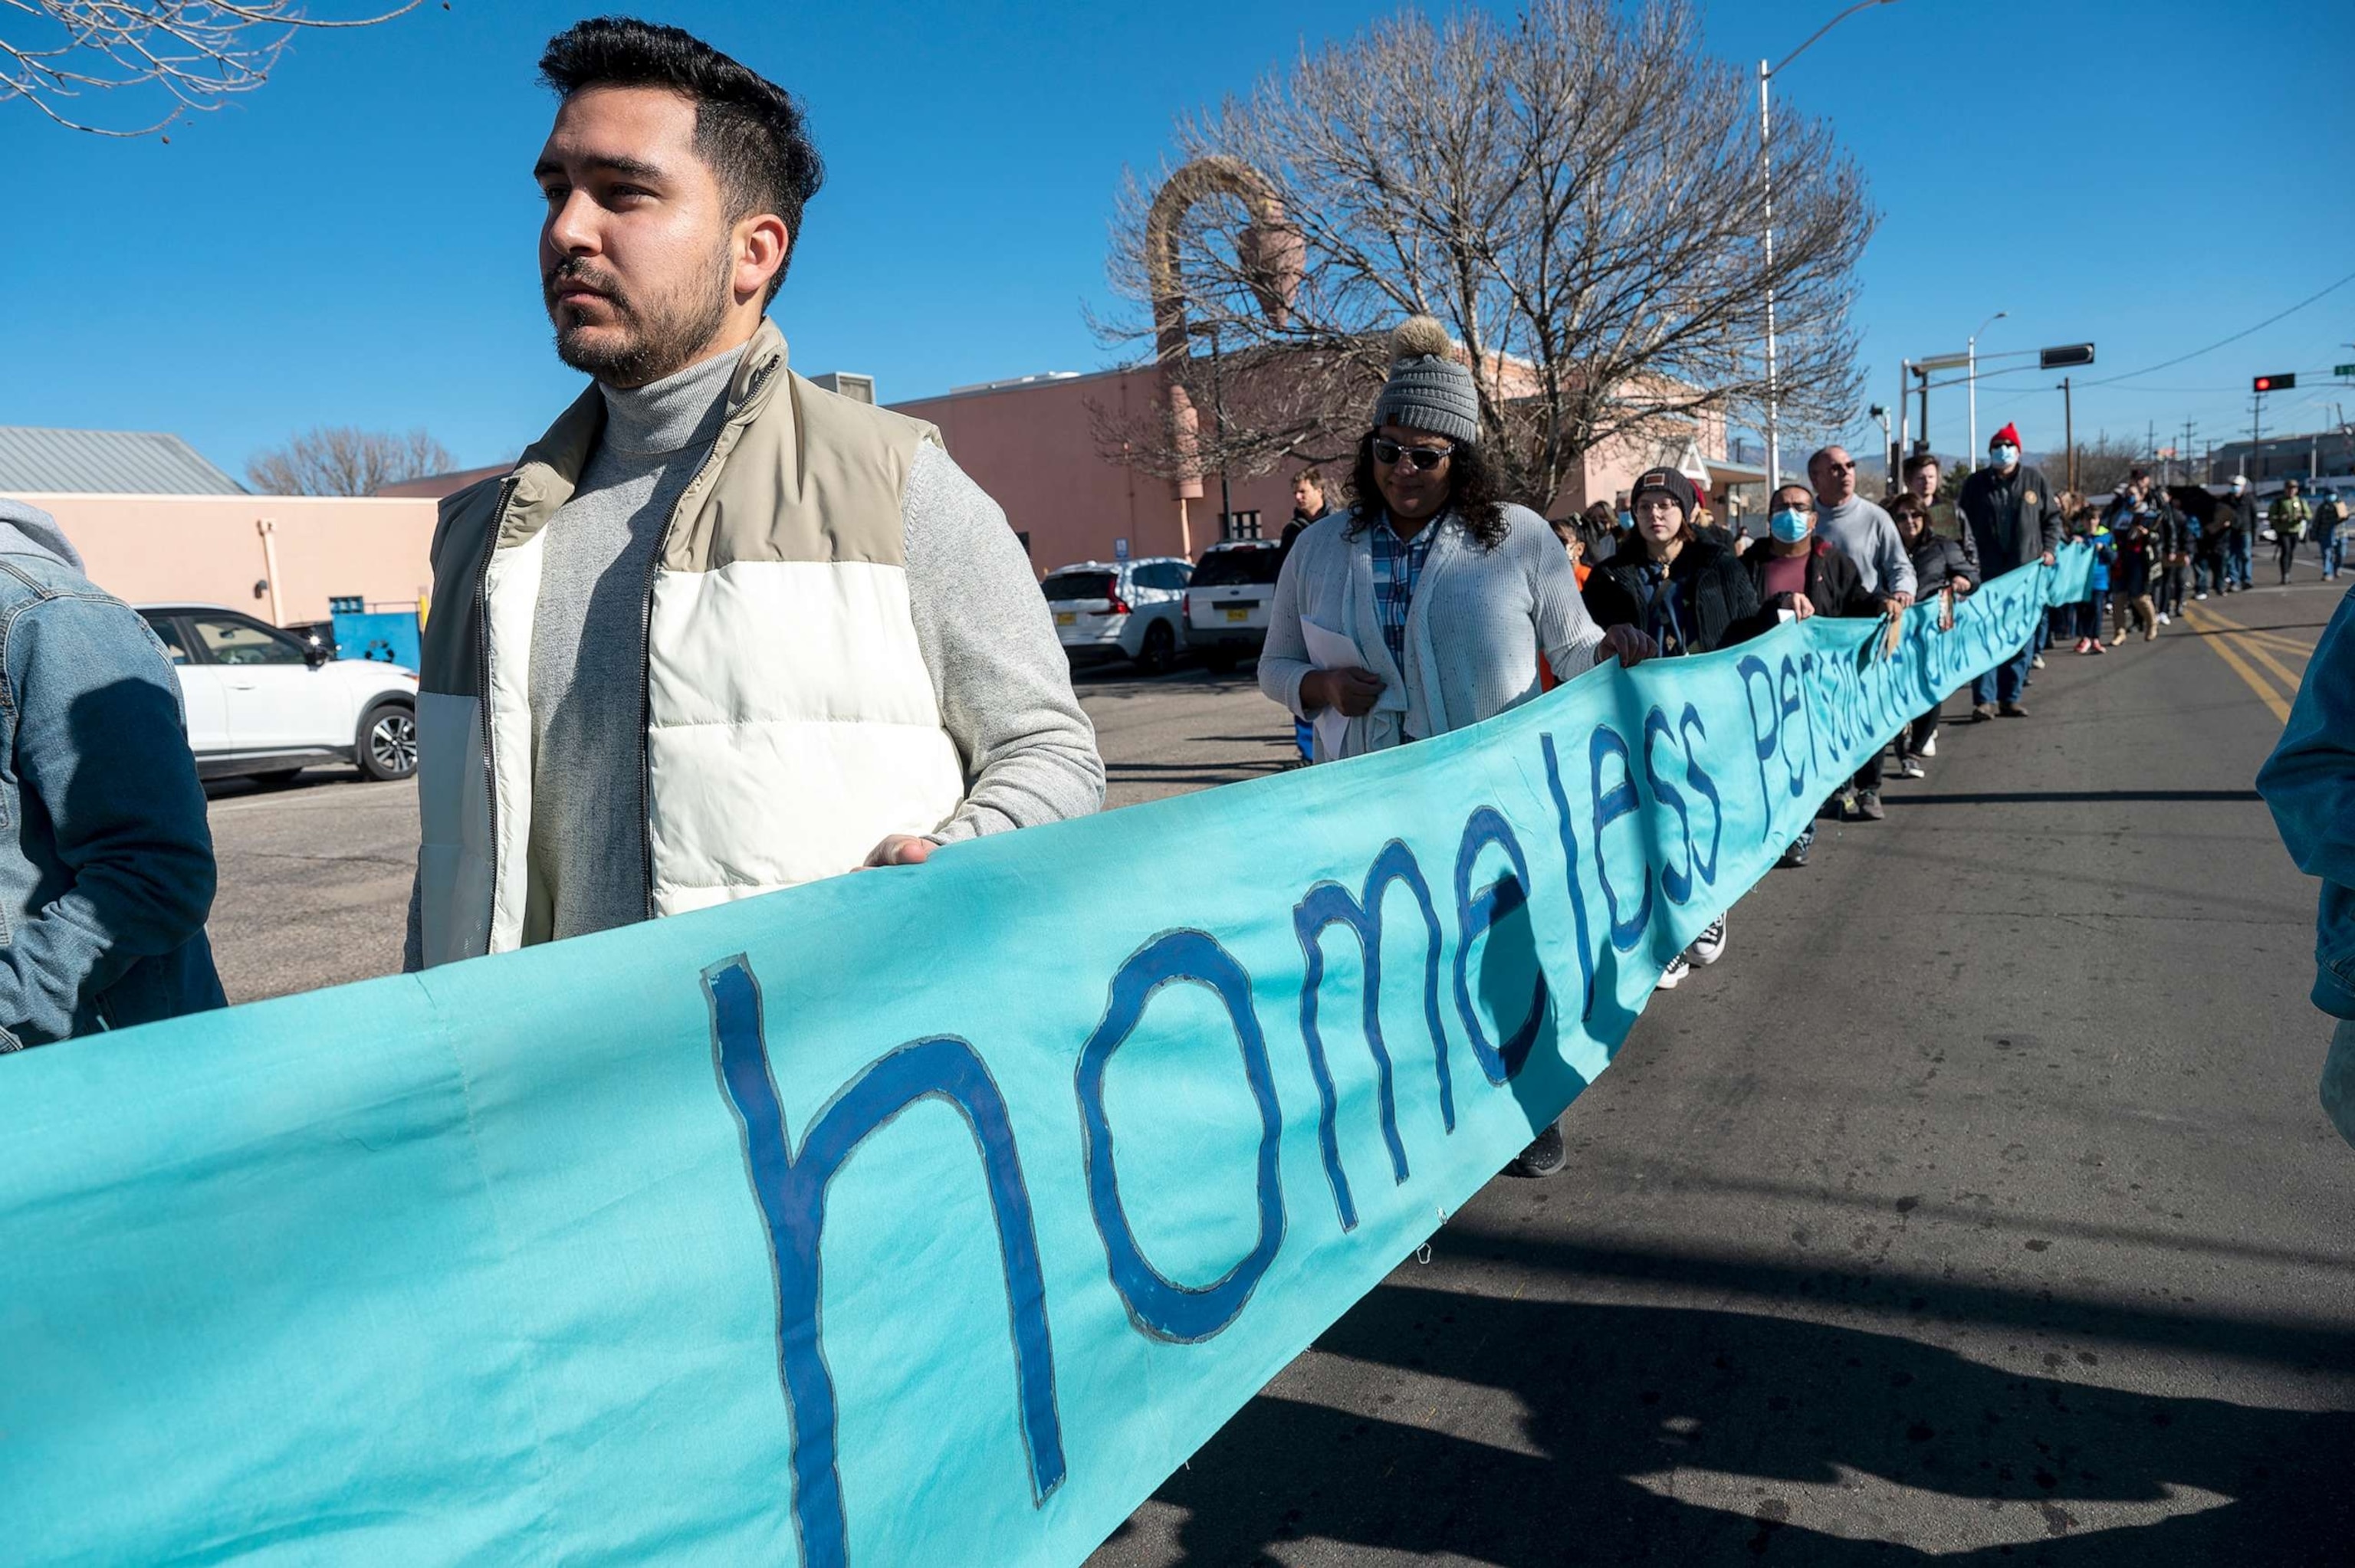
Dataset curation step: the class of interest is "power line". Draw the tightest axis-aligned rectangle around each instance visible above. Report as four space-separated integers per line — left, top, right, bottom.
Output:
2079 266 2355 388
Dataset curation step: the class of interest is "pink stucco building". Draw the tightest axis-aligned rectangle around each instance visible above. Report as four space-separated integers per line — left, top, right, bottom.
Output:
892 364 1763 575
19 492 437 625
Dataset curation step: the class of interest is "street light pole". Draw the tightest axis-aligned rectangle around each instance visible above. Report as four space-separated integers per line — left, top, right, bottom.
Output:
1967 308 2007 466
1758 0 1899 489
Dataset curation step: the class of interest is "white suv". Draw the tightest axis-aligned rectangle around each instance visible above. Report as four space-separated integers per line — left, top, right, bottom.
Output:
1182 540 1286 671
1042 558 1193 674
137 603 421 785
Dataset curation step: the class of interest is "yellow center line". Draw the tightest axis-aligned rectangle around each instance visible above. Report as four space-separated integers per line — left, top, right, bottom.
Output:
2240 629 2314 659
2188 601 2318 692
2179 605 2295 723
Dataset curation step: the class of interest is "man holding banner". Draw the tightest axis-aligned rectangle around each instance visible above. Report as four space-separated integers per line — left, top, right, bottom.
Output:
1955 423 2061 720
402 18 1102 969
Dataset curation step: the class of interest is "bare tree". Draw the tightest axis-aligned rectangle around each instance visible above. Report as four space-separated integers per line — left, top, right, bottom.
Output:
247 426 452 497
2045 433 2142 498
1095 0 1875 507
3 2 420 137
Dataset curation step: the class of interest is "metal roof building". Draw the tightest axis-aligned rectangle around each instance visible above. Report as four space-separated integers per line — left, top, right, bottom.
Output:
0 426 245 495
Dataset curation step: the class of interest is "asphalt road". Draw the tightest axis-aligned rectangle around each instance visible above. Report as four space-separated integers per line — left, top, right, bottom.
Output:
202 585 2355 1562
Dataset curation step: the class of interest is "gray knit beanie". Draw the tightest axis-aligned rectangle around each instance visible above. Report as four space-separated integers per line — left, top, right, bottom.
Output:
1371 316 1480 446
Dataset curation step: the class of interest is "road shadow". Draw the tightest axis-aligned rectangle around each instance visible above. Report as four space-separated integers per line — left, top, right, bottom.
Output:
1123 1271 2353 1565
202 766 366 802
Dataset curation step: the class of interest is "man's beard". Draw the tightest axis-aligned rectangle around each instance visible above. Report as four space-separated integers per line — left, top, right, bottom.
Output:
546 246 734 387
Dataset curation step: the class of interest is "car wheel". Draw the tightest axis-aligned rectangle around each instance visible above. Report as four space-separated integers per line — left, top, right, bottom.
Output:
357 700 419 782
1135 620 1177 675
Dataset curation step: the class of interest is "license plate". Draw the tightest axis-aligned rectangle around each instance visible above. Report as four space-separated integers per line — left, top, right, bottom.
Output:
1055 612 1076 626
1224 607 1250 623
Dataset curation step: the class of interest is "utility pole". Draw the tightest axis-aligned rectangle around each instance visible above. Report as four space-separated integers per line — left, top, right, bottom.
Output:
2252 395 2263 484
1913 363 1930 451
2061 376 2075 494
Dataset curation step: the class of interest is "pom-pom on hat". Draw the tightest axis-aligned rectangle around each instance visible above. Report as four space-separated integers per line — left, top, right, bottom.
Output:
1371 316 1481 447
1990 422 2022 450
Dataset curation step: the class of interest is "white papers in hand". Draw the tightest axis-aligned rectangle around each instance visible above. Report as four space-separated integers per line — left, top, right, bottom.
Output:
1300 618 1371 760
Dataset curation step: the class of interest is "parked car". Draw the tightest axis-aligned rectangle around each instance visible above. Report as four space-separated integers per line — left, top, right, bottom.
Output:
136 603 420 785
283 619 341 660
1042 557 1193 674
1182 540 1286 671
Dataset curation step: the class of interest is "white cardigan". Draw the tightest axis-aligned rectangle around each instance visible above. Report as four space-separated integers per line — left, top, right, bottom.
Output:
1260 503 1605 760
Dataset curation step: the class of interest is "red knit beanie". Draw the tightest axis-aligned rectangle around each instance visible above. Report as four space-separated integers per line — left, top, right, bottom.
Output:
1991 422 2022 450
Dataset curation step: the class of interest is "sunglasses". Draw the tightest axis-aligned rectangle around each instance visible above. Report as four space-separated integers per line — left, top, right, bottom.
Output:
1821 460 1857 473
1371 435 1453 471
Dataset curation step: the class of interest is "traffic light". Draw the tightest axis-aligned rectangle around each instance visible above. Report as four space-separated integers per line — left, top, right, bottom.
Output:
2039 343 2096 369
2253 372 2297 392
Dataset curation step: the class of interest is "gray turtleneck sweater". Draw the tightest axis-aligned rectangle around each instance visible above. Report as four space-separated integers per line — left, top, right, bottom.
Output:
524 349 737 943
517 346 1101 945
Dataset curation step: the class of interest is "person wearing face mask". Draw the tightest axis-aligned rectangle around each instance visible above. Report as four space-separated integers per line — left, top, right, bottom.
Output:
1260 315 1653 766
1743 484 1878 858
1954 422 2061 720
1582 467 1773 987
2223 474 2258 592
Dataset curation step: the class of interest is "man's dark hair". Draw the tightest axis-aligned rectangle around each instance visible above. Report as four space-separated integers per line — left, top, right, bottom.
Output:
1900 451 1940 481
540 17 823 302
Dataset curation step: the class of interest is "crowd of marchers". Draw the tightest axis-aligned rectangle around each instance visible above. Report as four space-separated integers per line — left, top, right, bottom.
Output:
3 14 2347 1165
1256 343 2100 1175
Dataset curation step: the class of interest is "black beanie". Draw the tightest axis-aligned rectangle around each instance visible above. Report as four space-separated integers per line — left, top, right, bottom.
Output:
1629 467 1698 522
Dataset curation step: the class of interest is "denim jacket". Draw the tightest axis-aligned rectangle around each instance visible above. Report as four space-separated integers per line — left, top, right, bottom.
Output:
0 500 225 1048
2258 586 2355 1019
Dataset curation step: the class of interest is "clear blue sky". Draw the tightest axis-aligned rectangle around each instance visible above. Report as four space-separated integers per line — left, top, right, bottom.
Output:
5 0 2349 483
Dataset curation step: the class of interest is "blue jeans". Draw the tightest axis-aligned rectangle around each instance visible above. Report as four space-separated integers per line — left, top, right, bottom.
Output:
2225 531 2252 588
2323 526 2344 579
1972 639 2033 706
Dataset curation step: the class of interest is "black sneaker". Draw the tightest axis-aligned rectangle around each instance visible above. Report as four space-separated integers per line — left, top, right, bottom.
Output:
1776 838 1810 869
1507 1120 1567 1178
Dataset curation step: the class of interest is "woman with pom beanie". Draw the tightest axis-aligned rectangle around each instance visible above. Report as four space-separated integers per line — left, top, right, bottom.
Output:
1259 316 1653 763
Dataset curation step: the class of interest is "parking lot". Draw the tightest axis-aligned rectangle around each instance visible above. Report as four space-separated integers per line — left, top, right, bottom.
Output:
202 661 1289 1003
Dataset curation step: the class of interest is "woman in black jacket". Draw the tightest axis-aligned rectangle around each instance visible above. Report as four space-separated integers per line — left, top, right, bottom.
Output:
1889 492 1974 776
1578 467 1773 998
1581 473 1774 658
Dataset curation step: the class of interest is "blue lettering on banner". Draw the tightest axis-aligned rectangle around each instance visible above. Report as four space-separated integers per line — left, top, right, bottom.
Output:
1292 841 1449 1232
1076 930 1286 1344
705 955 1068 1568
1644 704 1724 904
1450 806 1549 1082
1539 732 1601 1022
1589 724 1652 950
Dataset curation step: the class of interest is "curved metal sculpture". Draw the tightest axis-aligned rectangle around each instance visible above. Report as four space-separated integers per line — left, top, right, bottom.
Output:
1145 157 1305 548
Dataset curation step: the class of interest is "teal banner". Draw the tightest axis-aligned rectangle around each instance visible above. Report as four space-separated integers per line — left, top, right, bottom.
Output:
2 551 2086 1566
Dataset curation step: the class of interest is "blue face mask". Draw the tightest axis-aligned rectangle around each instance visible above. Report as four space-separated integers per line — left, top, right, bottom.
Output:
1617 510 1634 530
1769 508 1811 543
1990 444 2020 467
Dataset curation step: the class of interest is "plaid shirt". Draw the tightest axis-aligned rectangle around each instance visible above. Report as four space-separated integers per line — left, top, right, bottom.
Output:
1369 519 1439 671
